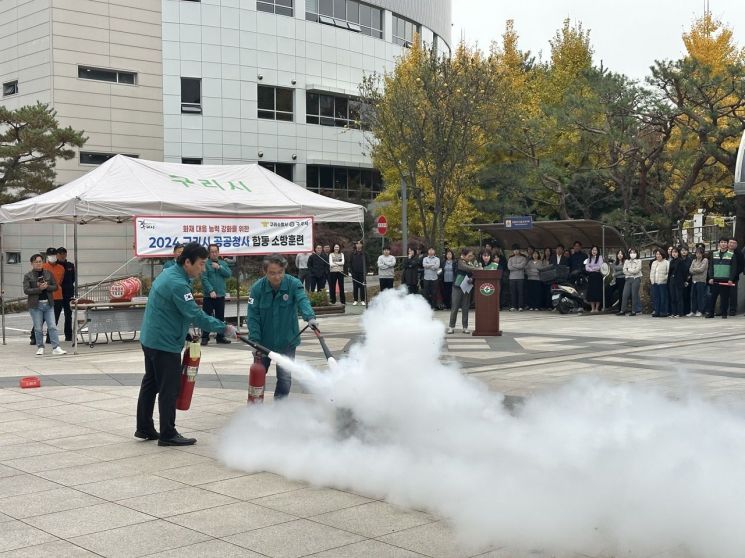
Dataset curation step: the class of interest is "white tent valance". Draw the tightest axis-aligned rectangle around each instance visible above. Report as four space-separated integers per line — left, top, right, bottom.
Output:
0 155 365 224
736 131 745 195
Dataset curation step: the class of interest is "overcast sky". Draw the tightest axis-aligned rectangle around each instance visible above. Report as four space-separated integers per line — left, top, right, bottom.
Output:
452 0 745 81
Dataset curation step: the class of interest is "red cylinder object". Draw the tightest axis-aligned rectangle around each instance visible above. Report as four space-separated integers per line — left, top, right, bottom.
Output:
176 342 201 411
248 352 267 404
109 277 142 301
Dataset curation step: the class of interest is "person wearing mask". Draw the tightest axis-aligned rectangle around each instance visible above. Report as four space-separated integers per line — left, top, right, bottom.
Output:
447 248 478 334
33 248 65 345
706 237 737 319
726 238 743 316
421 247 441 309
619 248 642 316
687 246 708 317
402 247 420 294
525 250 545 310
163 244 184 269
667 246 687 318
55 247 76 342
136 242 237 446
609 250 626 311
307 244 327 292
327 244 346 305
507 244 527 311
350 241 367 306
248 254 317 401
377 246 396 291
650 248 670 317
200 243 233 345
440 249 456 310
24 254 66 356
295 251 310 290
584 245 603 313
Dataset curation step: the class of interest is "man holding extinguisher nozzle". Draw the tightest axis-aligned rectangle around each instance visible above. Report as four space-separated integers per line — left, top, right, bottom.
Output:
248 254 317 400
136 242 238 446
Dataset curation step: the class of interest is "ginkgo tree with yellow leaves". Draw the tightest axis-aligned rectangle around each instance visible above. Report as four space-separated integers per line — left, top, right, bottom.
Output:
358 39 499 252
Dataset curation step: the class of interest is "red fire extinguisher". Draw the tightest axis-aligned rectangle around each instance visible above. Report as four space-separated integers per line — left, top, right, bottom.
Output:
248 351 267 404
176 341 201 410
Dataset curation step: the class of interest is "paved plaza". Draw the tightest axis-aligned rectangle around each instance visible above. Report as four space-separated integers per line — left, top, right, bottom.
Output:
1 307 744 557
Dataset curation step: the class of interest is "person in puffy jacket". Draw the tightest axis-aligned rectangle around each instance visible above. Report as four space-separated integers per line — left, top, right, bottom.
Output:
687 246 708 316
619 248 642 315
650 248 670 317
507 244 527 311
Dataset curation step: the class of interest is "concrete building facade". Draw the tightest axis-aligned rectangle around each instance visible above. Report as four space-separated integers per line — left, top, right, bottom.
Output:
0 0 451 299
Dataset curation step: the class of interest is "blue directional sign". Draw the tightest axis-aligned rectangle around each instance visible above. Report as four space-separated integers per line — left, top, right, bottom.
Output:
505 215 533 230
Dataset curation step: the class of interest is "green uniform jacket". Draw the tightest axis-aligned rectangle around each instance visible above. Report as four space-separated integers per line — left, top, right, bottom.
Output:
141 265 226 353
163 259 177 269
201 259 232 297
247 274 315 353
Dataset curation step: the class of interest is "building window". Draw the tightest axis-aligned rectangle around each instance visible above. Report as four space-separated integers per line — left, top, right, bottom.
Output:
78 66 136 84
181 158 202 164
306 0 382 38
392 14 418 47
5 252 21 265
306 165 382 200
181 77 202 114
257 85 293 121
435 35 451 58
80 152 139 165
3 81 18 96
306 92 364 129
259 162 294 181
257 0 293 16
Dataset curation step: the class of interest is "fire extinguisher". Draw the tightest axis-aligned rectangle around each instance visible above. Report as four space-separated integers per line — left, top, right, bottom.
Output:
248 351 267 404
176 341 201 410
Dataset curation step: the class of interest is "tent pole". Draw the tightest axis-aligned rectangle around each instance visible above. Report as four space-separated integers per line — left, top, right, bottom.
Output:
73 206 80 355
1 223 6 346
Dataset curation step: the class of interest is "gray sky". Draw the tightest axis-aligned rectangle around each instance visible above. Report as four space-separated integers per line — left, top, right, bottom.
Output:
452 0 745 81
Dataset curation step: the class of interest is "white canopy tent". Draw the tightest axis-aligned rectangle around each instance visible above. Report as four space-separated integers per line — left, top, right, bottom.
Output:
0 155 365 224
0 155 366 344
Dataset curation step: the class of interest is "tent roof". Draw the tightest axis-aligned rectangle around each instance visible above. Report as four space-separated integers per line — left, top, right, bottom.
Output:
468 219 627 250
0 155 365 224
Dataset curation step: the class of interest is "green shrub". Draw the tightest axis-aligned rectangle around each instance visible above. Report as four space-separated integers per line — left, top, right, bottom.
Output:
307 290 330 307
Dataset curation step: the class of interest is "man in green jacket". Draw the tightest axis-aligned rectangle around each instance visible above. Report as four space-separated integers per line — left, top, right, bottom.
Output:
248 254 316 399
201 243 233 345
136 242 237 446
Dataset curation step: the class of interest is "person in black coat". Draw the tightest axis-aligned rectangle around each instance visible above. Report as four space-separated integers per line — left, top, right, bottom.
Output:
727 239 744 315
350 241 367 305
667 247 688 317
307 244 328 292
56 247 76 342
402 247 421 294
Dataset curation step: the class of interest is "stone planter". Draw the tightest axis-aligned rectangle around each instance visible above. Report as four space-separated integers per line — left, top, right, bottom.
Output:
312 304 346 316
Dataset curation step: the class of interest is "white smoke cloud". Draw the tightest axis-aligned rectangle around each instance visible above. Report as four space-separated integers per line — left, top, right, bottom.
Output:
218 288 745 557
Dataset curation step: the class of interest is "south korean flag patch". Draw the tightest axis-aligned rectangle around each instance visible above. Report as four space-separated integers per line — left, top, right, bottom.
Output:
184 292 194 302
247 297 254 305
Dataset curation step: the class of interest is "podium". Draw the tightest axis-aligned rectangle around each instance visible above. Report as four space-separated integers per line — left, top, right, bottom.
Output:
472 269 502 336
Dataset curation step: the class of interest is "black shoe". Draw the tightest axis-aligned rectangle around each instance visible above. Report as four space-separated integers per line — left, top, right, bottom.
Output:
134 429 159 441
616 312 625 316
64 337 72 342
629 313 637 316
29 339 36 345
215 338 231 344
158 434 196 446
200 339 209 346
722 315 728 319
705 314 714 319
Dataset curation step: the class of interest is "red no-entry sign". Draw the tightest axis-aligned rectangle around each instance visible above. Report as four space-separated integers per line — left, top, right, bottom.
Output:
376 215 388 236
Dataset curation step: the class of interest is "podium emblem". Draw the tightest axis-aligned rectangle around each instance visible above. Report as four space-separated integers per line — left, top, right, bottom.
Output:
480 283 496 296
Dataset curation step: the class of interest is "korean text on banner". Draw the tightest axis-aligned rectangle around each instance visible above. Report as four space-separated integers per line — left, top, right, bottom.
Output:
134 215 314 257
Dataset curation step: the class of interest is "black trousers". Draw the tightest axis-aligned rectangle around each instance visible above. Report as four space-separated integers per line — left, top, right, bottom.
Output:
328 272 346 304
379 278 394 291
298 269 310 290
352 271 366 302
54 298 73 340
422 279 438 308
137 346 181 439
728 281 738 315
309 275 324 291
708 283 731 316
441 281 453 309
201 296 226 340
